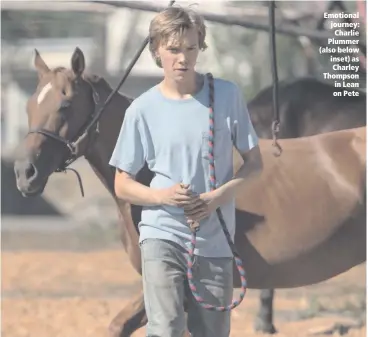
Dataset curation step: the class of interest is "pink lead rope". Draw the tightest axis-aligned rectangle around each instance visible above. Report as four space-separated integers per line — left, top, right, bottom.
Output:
185 72 247 311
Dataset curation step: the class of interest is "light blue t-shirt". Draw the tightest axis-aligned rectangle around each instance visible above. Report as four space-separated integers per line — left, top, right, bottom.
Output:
109 74 258 257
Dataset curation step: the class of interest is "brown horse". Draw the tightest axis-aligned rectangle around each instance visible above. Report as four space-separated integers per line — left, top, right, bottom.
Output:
13 48 366 337
247 76 366 334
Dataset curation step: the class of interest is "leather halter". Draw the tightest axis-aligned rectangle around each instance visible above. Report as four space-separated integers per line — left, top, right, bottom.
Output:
26 77 102 196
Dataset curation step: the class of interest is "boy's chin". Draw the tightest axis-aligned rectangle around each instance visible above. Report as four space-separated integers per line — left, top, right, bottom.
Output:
173 69 194 79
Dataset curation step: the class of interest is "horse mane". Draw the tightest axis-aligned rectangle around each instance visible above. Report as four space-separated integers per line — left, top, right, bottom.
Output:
85 73 135 103
84 73 112 91
50 66 134 102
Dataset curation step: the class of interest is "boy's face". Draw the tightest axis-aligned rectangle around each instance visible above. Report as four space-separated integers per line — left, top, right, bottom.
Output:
157 27 200 81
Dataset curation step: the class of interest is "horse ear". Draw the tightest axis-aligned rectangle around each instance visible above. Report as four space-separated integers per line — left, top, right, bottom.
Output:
71 47 85 77
34 49 50 78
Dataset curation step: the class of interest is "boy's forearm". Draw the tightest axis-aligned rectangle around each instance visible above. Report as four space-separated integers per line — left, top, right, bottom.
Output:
213 148 263 206
115 177 162 207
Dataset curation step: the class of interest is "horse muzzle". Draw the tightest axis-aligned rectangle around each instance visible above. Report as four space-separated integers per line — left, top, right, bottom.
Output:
14 158 48 197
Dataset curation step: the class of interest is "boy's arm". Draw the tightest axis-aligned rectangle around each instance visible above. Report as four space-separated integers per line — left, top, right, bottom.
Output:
109 106 161 206
214 83 263 204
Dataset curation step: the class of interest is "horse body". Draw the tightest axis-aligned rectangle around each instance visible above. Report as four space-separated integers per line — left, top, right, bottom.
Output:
234 129 366 288
13 49 366 337
247 76 366 333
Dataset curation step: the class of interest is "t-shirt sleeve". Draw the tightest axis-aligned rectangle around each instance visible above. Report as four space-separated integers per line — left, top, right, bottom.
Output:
109 104 146 176
230 83 259 153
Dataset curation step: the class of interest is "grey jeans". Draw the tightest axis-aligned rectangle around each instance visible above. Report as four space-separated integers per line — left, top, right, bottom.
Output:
140 238 233 337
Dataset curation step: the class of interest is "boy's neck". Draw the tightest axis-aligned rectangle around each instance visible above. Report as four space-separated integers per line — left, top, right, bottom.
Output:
160 72 203 99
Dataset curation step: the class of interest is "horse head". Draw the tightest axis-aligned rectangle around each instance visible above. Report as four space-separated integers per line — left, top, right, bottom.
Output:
14 47 99 197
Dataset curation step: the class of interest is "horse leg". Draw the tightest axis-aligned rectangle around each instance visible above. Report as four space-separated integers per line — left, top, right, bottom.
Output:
108 289 147 337
254 288 277 334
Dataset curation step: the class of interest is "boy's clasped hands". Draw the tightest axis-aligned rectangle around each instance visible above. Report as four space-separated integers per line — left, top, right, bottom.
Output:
158 183 218 224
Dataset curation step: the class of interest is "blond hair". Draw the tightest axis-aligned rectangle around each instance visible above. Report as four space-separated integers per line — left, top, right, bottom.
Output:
149 6 207 67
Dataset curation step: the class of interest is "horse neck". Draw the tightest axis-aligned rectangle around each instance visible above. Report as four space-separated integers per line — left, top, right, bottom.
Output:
82 79 142 256
84 78 131 197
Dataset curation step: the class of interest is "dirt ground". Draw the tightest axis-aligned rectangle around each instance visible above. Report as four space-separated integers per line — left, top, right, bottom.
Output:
2 227 366 337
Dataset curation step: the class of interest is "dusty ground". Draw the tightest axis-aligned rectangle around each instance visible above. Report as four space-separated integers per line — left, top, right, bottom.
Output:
2 225 366 337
